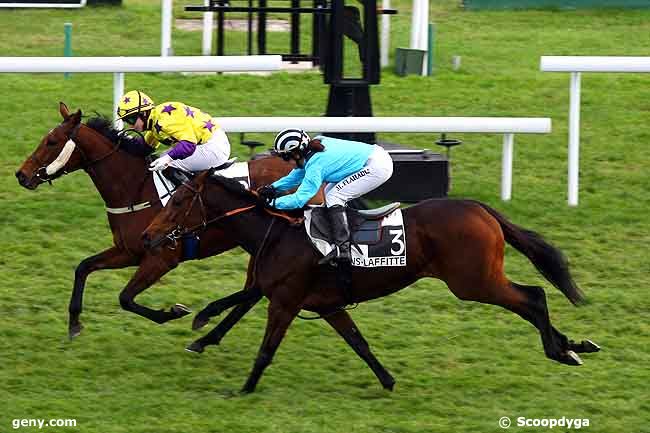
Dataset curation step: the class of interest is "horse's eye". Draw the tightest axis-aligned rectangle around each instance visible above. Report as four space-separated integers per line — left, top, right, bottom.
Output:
172 198 182 207
46 138 58 147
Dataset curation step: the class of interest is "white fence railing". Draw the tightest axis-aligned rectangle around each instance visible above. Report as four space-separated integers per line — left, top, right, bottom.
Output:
0 56 283 127
541 56 650 206
217 116 552 201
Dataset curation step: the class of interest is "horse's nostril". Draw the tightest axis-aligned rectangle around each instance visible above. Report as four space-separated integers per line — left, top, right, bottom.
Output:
15 171 28 185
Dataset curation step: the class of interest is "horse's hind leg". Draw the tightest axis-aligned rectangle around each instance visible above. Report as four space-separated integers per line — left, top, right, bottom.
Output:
507 282 583 366
551 326 601 354
447 273 581 366
324 310 395 390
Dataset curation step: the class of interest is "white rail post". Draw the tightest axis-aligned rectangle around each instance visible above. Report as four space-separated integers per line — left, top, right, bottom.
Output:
409 0 421 50
113 72 125 128
568 71 581 206
161 0 173 57
202 0 213 56
501 133 514 201
380 0 390 67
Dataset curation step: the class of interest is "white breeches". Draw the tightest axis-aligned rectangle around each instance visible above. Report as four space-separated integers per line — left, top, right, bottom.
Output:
324 145 394 207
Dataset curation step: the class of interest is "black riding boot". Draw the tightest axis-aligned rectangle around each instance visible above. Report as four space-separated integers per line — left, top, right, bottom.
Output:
318 205 352 265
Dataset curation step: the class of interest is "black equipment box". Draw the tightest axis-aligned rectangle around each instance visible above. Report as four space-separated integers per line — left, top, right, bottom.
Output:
363 147 449 202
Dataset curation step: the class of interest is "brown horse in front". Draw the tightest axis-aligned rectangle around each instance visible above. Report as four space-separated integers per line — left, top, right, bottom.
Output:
143 173 600 393
15 102 317 338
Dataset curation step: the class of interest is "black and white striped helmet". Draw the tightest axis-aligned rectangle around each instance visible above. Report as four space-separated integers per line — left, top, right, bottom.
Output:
273 128 311 155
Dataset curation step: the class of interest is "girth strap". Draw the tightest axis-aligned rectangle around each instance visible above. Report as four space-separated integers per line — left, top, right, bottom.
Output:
106 201 152 215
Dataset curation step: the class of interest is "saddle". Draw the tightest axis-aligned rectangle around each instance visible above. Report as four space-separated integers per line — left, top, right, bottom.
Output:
306 202 401 251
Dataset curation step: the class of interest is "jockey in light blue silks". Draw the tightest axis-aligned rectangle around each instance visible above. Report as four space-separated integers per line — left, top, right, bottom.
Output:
258 129 394 265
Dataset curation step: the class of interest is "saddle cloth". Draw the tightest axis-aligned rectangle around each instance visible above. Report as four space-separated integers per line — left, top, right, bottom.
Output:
304 203 407 268
153 159 250 206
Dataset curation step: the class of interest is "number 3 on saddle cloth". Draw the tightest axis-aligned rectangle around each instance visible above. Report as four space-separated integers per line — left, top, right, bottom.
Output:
304 203 408 268
151 159 250 260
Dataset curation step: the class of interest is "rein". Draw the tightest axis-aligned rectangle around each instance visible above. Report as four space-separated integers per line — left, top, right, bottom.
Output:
153 181 302 250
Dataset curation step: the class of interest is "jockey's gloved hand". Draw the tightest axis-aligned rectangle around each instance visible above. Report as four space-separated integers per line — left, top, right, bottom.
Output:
149 154 173 172
257 185 277 201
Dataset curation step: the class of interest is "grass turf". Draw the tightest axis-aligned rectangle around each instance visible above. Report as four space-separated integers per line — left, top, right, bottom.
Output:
2 1 649 432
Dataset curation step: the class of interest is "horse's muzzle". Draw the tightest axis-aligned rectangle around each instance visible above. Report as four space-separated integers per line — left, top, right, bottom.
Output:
15 170 37 190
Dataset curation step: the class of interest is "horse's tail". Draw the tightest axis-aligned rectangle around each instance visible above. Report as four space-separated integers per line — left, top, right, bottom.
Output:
473 201 584 306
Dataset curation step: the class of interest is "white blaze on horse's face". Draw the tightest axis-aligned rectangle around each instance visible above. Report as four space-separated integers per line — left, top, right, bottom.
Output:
45 139 77 175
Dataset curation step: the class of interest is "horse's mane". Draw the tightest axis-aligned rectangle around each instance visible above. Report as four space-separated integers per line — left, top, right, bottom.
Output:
208 172 258 201
85 115 150 158
85 116 122 143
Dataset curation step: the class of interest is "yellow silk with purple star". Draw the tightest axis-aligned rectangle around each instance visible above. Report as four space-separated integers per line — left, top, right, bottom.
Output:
144 102 218 149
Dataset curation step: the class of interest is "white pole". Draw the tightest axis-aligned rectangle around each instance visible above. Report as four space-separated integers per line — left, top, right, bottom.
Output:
161 0 173 57
0 56 284 72
202 0 213 56
568 72 581 206
409 0 420 49
501 133 514 201
380 0 390 68
113 72 125 128
419 0 428 75
217 117 551 133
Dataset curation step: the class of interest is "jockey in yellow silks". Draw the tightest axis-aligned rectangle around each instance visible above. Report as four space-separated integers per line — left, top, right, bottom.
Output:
116 90 231 172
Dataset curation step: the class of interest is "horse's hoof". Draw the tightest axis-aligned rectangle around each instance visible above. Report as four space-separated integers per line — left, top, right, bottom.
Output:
562 350 583 366
240 386 255 395
383 379 396 391
582 339 601 353
185 342 204 354
172 303 192 317
68 323 84 340
192 315 210 331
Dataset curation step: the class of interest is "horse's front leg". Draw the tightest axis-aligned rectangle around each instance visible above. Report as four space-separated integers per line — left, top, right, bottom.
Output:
118 249 191 324
324 310 395 390
69 246 139 339
186 291 263 353
241 301 298 394
191 287 262 330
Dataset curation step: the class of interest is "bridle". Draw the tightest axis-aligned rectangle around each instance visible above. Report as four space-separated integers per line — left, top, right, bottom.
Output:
152 181 256 250
31 121 121 184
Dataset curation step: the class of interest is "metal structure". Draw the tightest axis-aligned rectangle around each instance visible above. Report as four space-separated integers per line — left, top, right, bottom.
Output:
185 0 396 143
540 55 650 206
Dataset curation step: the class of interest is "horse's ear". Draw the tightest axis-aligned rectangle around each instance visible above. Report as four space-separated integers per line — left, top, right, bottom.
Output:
70 109 82 125
59 102 70 119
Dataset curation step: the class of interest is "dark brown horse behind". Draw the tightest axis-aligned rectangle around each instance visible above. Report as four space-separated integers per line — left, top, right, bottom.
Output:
15 102 319 339
143 173 600 393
